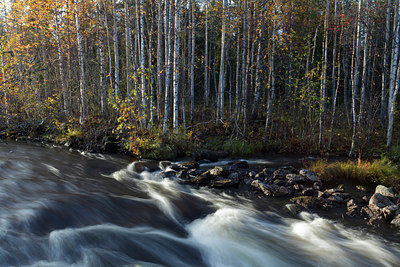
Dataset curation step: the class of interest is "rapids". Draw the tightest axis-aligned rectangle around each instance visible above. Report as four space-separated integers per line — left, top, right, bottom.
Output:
0 142 399 266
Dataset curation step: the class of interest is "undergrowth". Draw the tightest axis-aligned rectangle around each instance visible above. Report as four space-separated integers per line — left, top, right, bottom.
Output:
309 158 400 190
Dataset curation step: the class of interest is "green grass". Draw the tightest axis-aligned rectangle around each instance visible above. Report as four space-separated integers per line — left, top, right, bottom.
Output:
205 137 263 155
309 158 400 190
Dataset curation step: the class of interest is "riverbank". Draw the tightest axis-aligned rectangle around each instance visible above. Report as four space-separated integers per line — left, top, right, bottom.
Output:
130 157 400 230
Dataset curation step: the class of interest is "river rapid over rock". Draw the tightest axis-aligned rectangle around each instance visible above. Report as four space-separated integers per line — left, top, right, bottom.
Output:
0 142 400 266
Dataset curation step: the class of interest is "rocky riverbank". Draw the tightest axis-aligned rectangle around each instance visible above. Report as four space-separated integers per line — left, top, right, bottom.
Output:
131 150 400 229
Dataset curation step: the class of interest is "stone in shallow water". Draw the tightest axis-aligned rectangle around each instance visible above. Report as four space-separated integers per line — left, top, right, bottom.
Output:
299 168 319 182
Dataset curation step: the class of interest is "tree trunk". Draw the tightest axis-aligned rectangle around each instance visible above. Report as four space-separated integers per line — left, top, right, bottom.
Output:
157 0 163 121
113 0 119 100
387 3 399 147
163 0 172 135
125 0 132 100
217 0 227 123
190 0 195 123
173 0 182 134
381 0 392 124
204 0 209 106
75 0 85 124
349 0 363 157
319 0 329 150
54 11 68 115
140 0 146 126
264 17 276 146
252 1 265 119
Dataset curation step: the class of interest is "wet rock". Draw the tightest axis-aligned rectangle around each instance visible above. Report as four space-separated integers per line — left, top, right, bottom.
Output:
286 174 309 184
324 188 343 195
180 161 200 170
382 205 399 220
177 170 189 179
210 177 239 188
229 164 239 172
254 172 265 180
317 191 329 198
263 168 276 175
374 185 395 200
191 173 212 186
273 168 292 180
131 160 161 173
290 196 314 208
64 141 72 147
162 170 176 178
362 196 369 204
332 192 350 200
277 186 290 196
328 195 345 204
209 166 229 177
299 169 319 182
391 213 400 226
302 188 314 196
285 204 307 215
313 181 323 190
169 164 182 171
251 180 272 196
273 179 286 186
347 199 360 216
248 171 256 178
159 161 172 170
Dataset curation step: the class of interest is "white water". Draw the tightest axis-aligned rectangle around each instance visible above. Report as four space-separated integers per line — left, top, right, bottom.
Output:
0 142 399 266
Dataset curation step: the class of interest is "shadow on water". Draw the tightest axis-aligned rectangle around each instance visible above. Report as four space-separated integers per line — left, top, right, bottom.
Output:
0 142 399 266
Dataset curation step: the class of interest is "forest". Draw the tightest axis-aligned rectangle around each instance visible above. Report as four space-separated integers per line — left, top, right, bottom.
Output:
0 0 399 159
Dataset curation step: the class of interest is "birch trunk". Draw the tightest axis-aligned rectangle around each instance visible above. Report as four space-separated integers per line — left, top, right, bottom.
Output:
124 0 132 99
217 0 227 123
264 17 276 146
319 0 329 150
75 0 85 124
387 3 400 147
381 0 392 124
173 0 182 134
204 0 209 106
349 0 363 157
157 0 163 121
163 0 172 135
112 0 119 100
190 0 195 123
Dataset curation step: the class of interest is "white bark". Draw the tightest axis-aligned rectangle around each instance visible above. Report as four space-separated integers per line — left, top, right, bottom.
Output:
204 0 209 106
190 0 195 123
125 0 132 99
75 0 85 124
157 0 163 121
381 0 392 123
349 0 363 157
163 0 172 135
387 3 400 147
217 0 227 122
173 0 182 134
112 0 119 100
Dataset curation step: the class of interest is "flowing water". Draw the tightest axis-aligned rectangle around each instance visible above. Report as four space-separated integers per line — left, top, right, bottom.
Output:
0 142 400 267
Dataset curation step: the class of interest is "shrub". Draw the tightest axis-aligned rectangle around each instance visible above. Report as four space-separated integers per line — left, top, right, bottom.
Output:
309 158 400 190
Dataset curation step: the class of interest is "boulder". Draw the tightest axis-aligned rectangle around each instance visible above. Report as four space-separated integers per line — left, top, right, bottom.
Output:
162 170 176 178
328 195 345 204
369 193 395 210
302 188 314 196
159 161 172 170
180 161 200 170
332 192 350 200
324 188 343 195
209 166 229 177
248 171 256 178
374 185 395 200
273 168 292 180
290 196 314 208
130 160 161 173
299 169 319 182
286 174 309 184
347 199 360 216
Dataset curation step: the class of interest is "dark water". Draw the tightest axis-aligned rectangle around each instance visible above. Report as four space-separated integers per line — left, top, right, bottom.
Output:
0 142 399 266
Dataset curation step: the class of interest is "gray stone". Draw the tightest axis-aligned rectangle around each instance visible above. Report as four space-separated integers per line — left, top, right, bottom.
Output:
249 171 256 178
332 192 350 200
210 177 239 188
302 188 314 196
286 174 309 184
328 195 345 203
324 188 343 195
299 168 319 182
369 193 395 210
273 168 292 180
209 166 228 177
375 185 395 200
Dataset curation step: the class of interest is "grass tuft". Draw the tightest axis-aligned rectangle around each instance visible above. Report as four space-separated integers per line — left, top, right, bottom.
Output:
309 158 400 190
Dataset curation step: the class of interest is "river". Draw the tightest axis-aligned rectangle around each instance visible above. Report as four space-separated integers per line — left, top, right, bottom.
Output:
0 142 399 266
